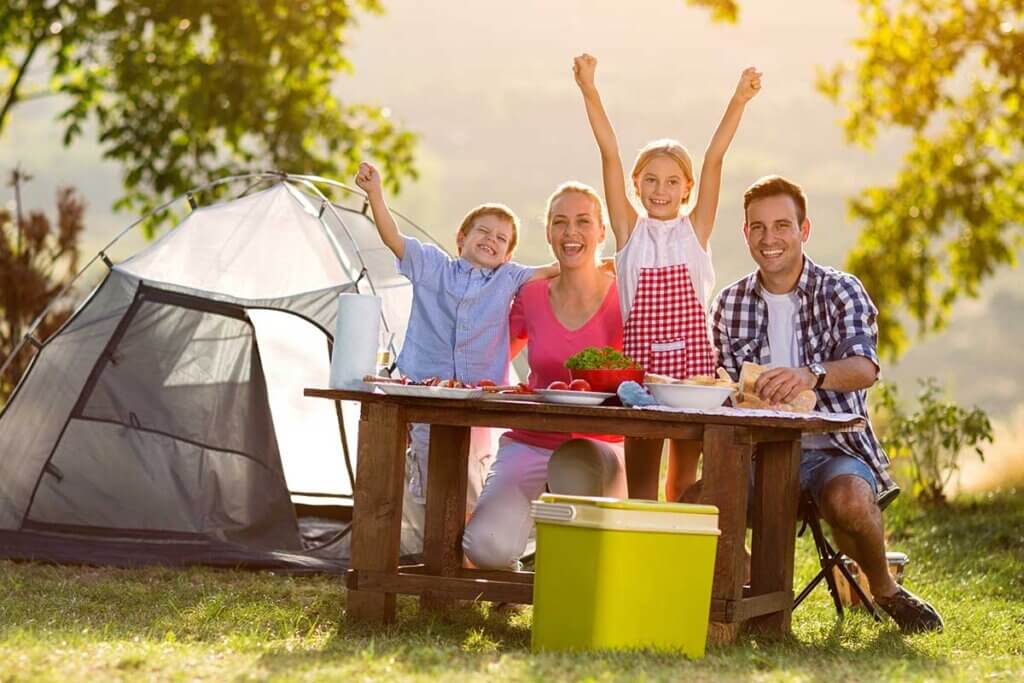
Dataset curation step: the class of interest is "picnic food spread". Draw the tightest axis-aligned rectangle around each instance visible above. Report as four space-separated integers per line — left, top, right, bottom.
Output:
733 362 816 412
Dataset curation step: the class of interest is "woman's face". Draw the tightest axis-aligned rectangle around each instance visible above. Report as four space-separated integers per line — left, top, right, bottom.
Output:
546 192 605 269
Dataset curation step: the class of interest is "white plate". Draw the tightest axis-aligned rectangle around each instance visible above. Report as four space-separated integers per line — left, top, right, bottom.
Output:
534 389 614 406
374 383 484 400
644 382 733 410
480 391 545 402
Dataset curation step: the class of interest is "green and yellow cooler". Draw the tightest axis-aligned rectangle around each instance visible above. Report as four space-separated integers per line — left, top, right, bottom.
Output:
529 494 720 657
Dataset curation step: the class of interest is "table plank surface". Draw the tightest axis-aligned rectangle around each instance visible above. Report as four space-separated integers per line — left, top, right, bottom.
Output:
304 388 865 433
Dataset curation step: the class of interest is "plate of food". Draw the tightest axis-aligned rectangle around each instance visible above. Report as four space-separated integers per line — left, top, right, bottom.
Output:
564 346 644 392
643 369 737 409
535 380 614 405
367 377 485 400
480 383 545 402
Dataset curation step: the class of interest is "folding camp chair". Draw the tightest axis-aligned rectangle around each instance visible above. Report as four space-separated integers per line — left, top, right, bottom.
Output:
792 486 900 619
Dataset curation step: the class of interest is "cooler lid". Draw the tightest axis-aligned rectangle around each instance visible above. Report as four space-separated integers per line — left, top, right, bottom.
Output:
532 494 720 535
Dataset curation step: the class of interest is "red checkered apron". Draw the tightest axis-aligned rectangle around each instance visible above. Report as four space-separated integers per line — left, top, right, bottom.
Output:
623 263 716 379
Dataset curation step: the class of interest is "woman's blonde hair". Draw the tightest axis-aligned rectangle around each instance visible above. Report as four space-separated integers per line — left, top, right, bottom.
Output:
544 181 607 228
457 203 521 254
630 138 696 205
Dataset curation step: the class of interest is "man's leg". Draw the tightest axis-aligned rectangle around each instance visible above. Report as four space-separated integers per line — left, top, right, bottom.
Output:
808 453 943 633
817 475 897 598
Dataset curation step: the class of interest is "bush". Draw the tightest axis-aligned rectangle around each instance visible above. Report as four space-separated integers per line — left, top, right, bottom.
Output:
875 378 993 504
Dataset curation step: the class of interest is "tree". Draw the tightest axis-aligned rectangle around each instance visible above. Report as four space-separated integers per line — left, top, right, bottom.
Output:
817 0 1023 357
0 1 416 233
1 169 86 401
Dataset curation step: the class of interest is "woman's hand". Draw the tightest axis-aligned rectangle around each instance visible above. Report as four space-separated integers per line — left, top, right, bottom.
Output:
734 67 763 103
355 161 383 197
573 53 598 92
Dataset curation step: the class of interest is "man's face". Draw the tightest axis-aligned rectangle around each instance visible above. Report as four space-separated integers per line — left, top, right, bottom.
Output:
743 194 810 284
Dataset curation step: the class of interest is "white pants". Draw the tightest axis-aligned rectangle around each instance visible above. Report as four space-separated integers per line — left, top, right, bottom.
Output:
408 422 494 512
462 436 627 570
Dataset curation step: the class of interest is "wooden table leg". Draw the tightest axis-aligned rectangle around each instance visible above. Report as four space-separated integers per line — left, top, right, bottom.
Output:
347 402 407 623
747 437 801 636
421 424 471 611
700 425 752 645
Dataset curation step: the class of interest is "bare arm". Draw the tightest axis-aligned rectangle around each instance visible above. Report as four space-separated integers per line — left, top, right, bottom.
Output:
355 161 405 260
754 356 878 406
690 67 762 249
574 54 637 249
526 261 560 282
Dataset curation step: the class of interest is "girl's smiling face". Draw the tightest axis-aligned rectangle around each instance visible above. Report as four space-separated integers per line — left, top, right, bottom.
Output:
457 214 515 269
635 154 693 220
546 191 605 269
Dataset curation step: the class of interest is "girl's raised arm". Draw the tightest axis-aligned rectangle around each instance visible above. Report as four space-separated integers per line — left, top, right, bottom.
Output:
690 67 762 249
574 54 637 250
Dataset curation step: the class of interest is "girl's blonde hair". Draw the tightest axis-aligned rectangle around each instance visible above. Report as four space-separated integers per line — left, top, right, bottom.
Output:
457 203 521 254
630 138 696 205
544 181 607 228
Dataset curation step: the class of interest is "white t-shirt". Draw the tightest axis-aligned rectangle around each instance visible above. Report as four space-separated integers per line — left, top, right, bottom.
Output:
615 214 715 320
762 289 832 450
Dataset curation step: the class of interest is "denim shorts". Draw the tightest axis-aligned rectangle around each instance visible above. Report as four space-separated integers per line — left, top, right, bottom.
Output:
800 448 878 507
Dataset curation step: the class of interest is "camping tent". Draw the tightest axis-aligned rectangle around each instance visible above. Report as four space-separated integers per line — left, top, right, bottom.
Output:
0 173 437 572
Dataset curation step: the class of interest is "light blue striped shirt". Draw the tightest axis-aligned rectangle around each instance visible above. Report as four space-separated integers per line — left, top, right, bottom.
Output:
396 236 535 384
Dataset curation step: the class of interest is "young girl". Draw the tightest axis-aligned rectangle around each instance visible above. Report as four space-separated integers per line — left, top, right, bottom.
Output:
573 53 762 501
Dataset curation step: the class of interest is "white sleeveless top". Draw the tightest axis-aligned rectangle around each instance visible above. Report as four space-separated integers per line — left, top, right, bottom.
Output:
614 214 715 319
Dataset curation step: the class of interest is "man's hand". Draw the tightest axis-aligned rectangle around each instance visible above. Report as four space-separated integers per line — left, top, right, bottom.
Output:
754 366 815 405
355 161 383 197
733 67 763 103
573 53 598 92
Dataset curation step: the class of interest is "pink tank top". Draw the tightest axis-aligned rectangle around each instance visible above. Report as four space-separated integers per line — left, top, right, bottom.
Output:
504 277 625 450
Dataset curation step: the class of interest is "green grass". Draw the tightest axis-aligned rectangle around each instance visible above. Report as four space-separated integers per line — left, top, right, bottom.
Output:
2 490 1022 682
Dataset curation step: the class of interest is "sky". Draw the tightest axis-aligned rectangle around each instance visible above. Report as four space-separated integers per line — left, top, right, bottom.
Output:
1 0 1022 422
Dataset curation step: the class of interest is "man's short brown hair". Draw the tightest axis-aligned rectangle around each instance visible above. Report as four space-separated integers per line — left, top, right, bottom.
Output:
743 175 808 225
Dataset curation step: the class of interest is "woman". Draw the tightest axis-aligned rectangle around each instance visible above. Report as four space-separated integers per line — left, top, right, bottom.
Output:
462 182 628 570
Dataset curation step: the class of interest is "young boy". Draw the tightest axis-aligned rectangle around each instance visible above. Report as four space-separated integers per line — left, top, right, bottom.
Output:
355 162 555 518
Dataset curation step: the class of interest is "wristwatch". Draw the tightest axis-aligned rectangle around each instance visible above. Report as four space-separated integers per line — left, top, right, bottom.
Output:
808 362 827 389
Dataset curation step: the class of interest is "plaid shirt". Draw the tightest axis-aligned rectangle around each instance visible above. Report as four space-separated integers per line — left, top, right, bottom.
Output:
710 256 897 496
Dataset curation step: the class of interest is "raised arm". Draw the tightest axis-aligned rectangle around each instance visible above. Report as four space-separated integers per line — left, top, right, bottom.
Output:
690 67 762 249
573 54 637 250
355 161 405 260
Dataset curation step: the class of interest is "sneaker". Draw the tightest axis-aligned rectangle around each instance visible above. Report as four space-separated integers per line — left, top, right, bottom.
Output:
875 585 944 633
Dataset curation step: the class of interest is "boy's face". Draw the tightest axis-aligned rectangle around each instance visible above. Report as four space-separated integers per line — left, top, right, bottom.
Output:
457 214 515 269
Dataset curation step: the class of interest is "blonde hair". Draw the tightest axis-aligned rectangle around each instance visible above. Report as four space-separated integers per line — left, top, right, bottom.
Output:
544 181 607 228
457 203 521 254
630 138 696 206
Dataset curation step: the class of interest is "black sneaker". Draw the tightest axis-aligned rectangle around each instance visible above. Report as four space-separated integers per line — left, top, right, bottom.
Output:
875 585 944 633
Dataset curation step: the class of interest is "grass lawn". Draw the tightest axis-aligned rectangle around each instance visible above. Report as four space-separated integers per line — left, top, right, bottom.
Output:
1 490 1022 682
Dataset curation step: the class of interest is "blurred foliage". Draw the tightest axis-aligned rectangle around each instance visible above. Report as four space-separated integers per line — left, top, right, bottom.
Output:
0 1 417 235
817 1 1024 357
0 172 85 402
686 0 739 23
876 378 994 504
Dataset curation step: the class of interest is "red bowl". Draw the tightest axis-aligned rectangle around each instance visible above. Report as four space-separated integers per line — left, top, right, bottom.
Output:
569 368 645 393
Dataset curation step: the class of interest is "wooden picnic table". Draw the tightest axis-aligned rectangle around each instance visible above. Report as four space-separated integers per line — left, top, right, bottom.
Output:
304 388 864 643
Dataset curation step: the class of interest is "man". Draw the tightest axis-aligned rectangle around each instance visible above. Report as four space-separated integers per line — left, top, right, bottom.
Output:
709 175 943 633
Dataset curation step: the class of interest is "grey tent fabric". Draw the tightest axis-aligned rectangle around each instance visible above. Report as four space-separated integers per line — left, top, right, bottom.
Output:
0 178 426 571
